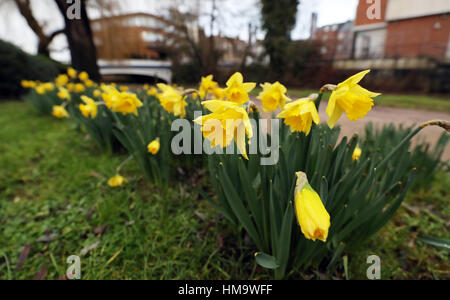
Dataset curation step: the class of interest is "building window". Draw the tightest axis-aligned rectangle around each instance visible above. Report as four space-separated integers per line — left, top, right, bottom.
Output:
321 46 327 54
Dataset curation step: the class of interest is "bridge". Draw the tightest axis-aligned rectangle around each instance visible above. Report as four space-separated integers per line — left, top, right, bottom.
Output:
98 59 172 83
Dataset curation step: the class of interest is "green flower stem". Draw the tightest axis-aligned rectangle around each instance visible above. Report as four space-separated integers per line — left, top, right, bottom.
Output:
376 126 422 171
377 120 449 171
116 155 134 173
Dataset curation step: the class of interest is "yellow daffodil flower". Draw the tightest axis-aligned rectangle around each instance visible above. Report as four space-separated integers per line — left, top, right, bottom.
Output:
52 105 69 119
147 87 158 96
57 87 71 101
352 147 362 161
119 85 129 92
143 84 149 90
114 93 144 116
157 83 187 118
66 83 75 92
42 82 54 92
102 90 119 109
67 67 77 79
35 85 46 95
93 89 101 98
100 83 118 94
103 91 143 116
212 87 225 100
199 75 218 99
147 139 160 155
84 79 94 87
224 72 256 105
108 175 127 188
55 74 69 86
258 81 291 112
21 80 36 88
74 83 85 93
79 96 98 119
294 172 330 242
194 100 253 160
326 70 381 128
277 98 320 135
78 71 89 82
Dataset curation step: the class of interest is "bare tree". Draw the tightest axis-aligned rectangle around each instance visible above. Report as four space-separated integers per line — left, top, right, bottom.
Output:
12 0 64 57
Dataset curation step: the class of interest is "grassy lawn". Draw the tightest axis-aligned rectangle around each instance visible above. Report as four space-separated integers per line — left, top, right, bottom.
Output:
0 101 448 280
250 88 450 113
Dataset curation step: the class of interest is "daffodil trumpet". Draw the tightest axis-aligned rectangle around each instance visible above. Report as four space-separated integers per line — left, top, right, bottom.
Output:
277 95 320 135
194 100 253 160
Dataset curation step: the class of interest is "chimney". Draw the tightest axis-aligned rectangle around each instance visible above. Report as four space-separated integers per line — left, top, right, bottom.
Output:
310 12 318 39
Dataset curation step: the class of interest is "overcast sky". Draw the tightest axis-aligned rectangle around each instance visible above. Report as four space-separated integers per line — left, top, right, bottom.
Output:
0 0 358 62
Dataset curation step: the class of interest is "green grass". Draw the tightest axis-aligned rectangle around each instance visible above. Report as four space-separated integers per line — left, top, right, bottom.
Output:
373 94 450 113
250 88 450 113
0 101 448 280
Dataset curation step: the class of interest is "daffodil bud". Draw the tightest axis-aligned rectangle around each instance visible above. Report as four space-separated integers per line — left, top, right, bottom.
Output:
67 67 77 79
352 147 362 161
148 139 161 155
79 71 89 82
294 172 330 242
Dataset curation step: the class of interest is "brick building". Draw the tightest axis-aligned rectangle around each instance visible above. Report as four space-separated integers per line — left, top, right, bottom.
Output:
91 13 196 60
312 21 354 60
353 0 450 59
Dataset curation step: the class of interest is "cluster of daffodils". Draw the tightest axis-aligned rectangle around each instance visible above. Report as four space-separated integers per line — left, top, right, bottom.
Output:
22 67 381 243
22 68 169 188
106 70 378 242
21 67 100 119
22 67 449 278
194 70 380 242
194 70 378 162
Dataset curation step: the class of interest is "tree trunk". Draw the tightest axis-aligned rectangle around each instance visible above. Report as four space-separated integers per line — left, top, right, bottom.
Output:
37 39 51 57
54 0 101 81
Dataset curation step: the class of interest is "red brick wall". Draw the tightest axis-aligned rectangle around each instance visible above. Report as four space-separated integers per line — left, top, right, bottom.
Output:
385 14 450 58
314 29 339 60
355 0 388 26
